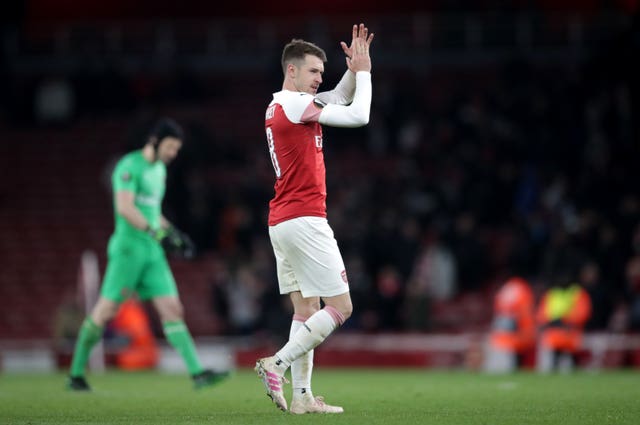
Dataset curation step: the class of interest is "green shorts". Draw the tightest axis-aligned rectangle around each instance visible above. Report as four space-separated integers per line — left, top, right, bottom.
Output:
101 234 178 303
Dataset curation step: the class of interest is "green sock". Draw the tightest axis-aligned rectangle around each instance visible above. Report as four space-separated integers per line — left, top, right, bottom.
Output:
70 318 103 377
163 321 203 376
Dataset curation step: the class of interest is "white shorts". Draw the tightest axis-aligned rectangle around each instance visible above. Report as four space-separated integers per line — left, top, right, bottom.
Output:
269 216 349 298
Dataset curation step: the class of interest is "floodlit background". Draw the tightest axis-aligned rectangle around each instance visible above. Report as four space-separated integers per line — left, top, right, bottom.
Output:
1 0 640 372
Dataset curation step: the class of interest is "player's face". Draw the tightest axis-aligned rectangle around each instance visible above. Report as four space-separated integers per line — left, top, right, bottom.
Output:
156 137 182 164
294 54 324 95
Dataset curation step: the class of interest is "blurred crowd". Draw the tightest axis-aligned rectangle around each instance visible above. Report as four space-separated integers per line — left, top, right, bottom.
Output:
4 8 640 340
167 22 640 337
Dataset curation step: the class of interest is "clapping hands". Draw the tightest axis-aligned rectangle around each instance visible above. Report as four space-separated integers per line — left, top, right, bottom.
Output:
340 23 374 73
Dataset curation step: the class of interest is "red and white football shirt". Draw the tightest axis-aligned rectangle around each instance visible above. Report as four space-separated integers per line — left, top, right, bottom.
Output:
265 91 326 226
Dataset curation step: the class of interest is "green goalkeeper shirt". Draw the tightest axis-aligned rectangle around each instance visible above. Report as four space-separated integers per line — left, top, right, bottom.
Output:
111 150 166 240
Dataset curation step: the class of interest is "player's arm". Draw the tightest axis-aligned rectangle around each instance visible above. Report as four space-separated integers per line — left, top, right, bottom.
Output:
114 191 173 241
316 71 371 127
115 190 151 231
116 194 195 257
315 70 356 106
298 74 370 128
160 215 171 230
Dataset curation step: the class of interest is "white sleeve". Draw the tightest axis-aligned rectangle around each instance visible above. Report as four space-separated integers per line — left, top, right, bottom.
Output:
318 72 371 128
315 70 356 106
277 91 316 124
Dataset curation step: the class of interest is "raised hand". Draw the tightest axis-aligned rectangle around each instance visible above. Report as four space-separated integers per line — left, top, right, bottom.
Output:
340 23 374 73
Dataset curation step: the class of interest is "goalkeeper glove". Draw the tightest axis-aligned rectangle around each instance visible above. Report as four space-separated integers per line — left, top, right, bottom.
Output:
146 225 168 242
146 225 196 259
165 226 197 259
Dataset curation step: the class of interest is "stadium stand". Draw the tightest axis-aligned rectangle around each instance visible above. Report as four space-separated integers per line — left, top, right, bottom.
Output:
2 5 640 369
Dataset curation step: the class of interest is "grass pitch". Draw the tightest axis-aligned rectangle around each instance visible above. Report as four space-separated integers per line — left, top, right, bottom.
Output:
0 368 638 424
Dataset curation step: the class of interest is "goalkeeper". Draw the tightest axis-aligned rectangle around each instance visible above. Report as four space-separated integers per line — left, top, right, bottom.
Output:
67 118 228 391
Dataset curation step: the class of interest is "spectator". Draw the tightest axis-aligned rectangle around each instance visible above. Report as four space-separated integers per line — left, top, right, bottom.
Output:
624 255 640 332
109 298 159 371
536 275 592 372
485 277 536 373
579 260 613 331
